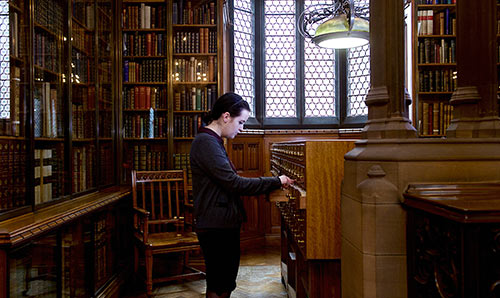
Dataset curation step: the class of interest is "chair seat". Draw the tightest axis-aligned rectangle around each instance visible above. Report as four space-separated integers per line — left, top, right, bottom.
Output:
144 231 199 248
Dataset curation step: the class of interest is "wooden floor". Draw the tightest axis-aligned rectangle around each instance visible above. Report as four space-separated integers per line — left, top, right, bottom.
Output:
125 245 287 297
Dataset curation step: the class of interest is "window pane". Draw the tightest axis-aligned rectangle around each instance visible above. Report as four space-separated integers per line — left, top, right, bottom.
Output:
304 0 335 118
265 1 296 118
0 1 9 119
347 44 369 117
233 0 255 116
347 0 370 117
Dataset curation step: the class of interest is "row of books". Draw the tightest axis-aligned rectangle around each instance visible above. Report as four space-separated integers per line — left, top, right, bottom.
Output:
174 115 202 138
419 101 454 136
132 145 169 171
99 111 113 139
73 86 96 109
418 69 457 92
122 4 167 30
72 25 94 55
123 60 166 83
98 5 112 33
99 87 112 108
173 153 192 185
34 82 61 138
72 145 95 193
72 104 96 139
98 62 112 84
34 32 59 72
418 38 456 64
417 9 456 36
34 147 63 205
173 1 216 25
417 0 456 4
2 66 23 137
174 29 217 54
99 35 111 59
123 86 168 110
72 50 94 84
73 2 95 30
0 140 26 210
99 143 114 185
174 86 216 111
34 0 64 35
123 32 167 57
173 57 216 82
124 114 167 139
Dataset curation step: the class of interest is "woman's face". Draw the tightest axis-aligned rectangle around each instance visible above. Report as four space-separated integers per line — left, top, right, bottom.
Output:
223 109 250 139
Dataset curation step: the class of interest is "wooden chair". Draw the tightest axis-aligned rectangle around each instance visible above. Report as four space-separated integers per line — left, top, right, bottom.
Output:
131 170 204 295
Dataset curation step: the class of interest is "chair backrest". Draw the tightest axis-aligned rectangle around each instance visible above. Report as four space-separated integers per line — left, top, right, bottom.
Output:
131 170 189 234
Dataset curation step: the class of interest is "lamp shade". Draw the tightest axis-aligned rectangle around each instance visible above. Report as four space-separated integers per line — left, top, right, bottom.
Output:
312 14 369 49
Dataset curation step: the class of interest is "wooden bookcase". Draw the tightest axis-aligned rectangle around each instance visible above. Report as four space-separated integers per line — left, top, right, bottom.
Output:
0 0 117 216
413 0 457 137
0 0 129 297
119 0 222 185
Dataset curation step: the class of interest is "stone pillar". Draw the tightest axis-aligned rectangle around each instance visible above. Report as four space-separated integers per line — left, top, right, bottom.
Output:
362 0 416 139
447 0 500 138
341 1 500 298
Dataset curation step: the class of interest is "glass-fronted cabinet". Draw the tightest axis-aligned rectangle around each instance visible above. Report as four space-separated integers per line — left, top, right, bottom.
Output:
0 0 117 215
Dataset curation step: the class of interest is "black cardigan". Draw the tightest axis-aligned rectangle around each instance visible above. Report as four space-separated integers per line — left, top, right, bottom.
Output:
190 132 281 229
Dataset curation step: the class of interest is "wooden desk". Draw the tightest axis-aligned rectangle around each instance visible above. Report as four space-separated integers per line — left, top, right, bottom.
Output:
403 182 500 298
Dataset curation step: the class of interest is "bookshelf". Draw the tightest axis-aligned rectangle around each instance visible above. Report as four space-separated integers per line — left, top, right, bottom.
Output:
414 0 457 137
1 0 27 214
0 0 117 215
120 0 222 185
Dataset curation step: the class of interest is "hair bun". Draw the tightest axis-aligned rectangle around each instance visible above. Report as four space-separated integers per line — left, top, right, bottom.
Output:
201 110 213 125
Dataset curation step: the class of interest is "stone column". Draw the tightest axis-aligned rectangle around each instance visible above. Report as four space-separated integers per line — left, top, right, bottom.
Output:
447 0 500 138
341 1 500 298
362 0 416 139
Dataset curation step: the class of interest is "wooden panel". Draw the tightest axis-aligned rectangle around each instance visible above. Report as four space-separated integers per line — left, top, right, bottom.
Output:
306 140 355 259
246 143 261 171
231 143 245 171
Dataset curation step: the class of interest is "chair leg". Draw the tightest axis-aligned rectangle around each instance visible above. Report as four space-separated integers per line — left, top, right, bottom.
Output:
146 249 153 295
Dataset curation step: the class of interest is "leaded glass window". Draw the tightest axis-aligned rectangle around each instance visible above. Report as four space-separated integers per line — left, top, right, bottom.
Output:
304 0 335 118
347 0 370 117
0 1 9 119
231 0 370 127
264 0 296 118
348 44 369 117
233 0 255 116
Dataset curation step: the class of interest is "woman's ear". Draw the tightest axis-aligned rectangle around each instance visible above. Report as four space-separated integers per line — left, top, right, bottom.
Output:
222 112 231 123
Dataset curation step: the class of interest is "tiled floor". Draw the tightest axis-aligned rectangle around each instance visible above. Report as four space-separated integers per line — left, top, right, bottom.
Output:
126 246 287 297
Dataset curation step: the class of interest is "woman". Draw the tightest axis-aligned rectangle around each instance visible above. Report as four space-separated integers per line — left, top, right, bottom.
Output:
190 92 293 298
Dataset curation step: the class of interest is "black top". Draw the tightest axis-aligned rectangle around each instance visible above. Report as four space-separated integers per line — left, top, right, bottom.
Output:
190 128 281 229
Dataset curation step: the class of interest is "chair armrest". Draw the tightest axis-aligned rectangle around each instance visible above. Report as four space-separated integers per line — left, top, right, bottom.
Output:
132 207 150 243
133 207 150 217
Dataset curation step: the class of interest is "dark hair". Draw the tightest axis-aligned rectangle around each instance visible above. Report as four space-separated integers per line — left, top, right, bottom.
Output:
202 92 251 125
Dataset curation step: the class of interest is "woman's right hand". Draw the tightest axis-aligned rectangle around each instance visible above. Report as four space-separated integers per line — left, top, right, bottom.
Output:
279 175 294 188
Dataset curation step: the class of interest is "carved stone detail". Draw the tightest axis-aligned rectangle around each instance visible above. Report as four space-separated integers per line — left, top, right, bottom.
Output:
356 165 399 203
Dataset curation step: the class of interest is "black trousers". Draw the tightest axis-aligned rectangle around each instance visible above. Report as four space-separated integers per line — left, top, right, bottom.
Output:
196 228 240 295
